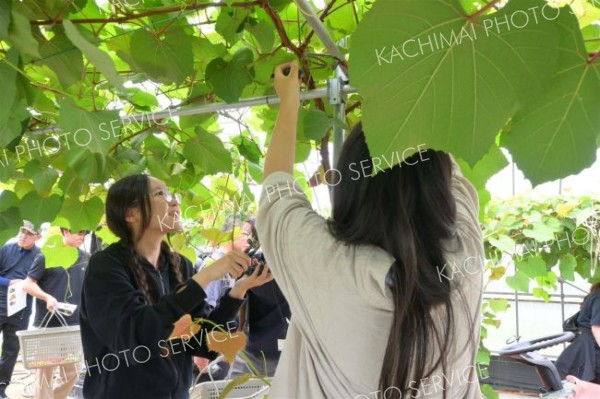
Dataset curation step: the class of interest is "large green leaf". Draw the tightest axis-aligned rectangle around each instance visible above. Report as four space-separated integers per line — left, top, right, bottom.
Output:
24 161 59 196
0 0 9 39
37 29 84 89
0 99 29 151
40 233 79 269
501 10 600 185
57 196 104 232
559 253 577 281
303 109 334 141
215 7 249 45
183 129 233 175
349 0 561 167
57 101 120 156
0 207 21 244
516 256 547 279
19 192 62 226
205 48 254 103
8 10 40 59
247 16 275 53
0 191 19 213
130 28 194 85
506 269 530 293
63 20 123 90
0 49 18 130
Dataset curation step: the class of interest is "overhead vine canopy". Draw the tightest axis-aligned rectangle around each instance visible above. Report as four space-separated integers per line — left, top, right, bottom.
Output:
0 0 599 264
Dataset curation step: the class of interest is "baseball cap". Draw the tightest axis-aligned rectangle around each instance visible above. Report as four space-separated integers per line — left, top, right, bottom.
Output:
21 220 40 235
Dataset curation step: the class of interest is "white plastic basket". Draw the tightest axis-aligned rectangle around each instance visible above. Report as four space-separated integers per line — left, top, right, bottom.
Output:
189 378 271 399
16 311 82 369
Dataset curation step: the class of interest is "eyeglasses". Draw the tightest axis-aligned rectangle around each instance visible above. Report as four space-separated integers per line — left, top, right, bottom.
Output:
19 228 36 237
151 189 181 204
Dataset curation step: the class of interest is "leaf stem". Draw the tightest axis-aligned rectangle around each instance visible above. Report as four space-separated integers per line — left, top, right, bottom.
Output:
468 0 501 20
30 1 261 26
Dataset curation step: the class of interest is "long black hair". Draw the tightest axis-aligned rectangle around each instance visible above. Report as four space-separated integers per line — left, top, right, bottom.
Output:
328 122 474 398
105 174 184 303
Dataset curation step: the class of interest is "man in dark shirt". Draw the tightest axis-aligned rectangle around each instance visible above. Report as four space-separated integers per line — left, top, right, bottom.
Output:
228 221 291 378
0 221 42 399
23 228 88 399
229 279 290 378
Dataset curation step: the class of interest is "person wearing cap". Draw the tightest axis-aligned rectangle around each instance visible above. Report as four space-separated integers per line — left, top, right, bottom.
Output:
0 221 42 398
22 228 92 399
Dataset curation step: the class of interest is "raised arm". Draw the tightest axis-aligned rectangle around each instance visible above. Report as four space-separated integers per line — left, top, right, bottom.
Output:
263 61 301 178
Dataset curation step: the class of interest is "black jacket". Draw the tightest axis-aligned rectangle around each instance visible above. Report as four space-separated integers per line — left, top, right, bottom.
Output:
556 328 597 381
80 242 244 399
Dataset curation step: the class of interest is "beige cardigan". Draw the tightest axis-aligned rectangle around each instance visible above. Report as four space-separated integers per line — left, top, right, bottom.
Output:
256 161 484 399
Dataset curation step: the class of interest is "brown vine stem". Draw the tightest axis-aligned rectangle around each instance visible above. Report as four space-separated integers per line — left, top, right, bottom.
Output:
588 51 600 65
30 1 261 26
259 0 332 174
467 0 501 20
345 100 361 114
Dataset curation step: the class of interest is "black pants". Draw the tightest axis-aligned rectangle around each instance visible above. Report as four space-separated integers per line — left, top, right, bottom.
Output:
0 310 28 385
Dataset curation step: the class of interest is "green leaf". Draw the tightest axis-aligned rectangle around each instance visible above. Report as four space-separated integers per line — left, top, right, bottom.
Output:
183 129 232 175
582 24 600 53
0 207 22 244
57 101 120 155
506 269 530 292
95 225 118 246
0 98 29 150
232 134 262 164
200 228 232 245
41 233 79 269
124 87 159 108
0 48 18 129
501 9 600 185
488 298 510 313
532 287 551 301
516 256 547 279
170 234 197 264
247 17 275 53
349 0 560 167
0 191 19 213
559 253 577 281
37 29 84 89
63 20 124 89
456 146 508 190
303 109 334 141
19 192 62 226
130 28 194 85
206 48 254 103
66 149 116 184
9 10 41 59
57 196 104 232
522 222 559 242
24 161 59 196
215 7 249 45
488 234 515 254
0 0 10 39
476 346 490 364
480 384 499 399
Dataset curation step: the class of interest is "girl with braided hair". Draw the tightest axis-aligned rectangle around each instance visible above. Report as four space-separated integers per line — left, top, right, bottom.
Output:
79 174 270 399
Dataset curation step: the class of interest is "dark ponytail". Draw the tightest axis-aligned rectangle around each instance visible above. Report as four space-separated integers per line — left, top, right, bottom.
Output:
105 174 184 304
328 123 475 398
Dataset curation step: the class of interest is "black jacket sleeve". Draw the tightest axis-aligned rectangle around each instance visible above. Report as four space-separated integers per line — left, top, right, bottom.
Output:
83 250 208 356
180 259 245 358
